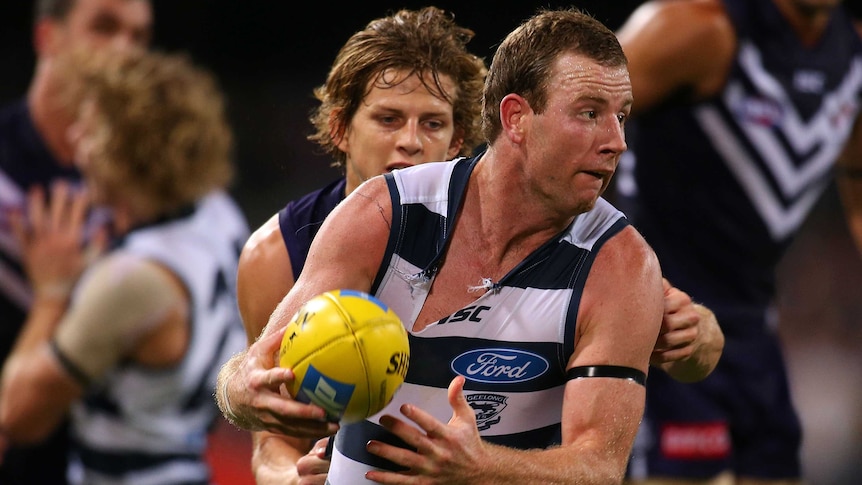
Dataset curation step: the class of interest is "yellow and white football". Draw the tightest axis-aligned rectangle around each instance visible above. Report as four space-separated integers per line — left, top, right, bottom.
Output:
278 289 410 423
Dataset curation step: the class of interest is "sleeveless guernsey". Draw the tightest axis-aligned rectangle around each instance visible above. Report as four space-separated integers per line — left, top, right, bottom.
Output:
327 156 629 483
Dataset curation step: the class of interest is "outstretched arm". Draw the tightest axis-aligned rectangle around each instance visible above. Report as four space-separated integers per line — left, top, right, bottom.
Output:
0 183 97 443
216 176 393 474
234 213 327 483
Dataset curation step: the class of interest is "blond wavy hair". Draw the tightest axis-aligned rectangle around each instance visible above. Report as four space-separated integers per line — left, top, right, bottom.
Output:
59 49 233 218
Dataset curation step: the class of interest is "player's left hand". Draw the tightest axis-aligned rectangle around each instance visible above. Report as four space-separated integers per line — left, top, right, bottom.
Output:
365 375 487 484
295 436 331 485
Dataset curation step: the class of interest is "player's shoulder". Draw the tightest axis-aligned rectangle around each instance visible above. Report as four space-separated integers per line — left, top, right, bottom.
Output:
584 215 662 306
82 252 180 300
625 0 733 44
239 213 286 272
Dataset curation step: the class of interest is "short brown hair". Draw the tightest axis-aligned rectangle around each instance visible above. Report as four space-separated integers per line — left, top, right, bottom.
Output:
308 6 487 167
482 8 628 143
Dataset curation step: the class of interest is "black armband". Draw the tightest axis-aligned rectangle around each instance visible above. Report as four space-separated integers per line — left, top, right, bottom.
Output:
50 340 91 388
566 365 646 386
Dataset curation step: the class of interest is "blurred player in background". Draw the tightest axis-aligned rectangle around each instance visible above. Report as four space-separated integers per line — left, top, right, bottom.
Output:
0 49 248 484
0 0 151 482
615 0 862 482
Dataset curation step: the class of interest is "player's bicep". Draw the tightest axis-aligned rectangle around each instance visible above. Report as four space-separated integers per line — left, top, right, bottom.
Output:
572 226 663 371
561 226 663 447
54 254 185 386
263 176 392 337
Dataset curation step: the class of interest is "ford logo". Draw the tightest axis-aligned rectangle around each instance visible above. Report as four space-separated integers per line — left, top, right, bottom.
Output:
451 348 549 383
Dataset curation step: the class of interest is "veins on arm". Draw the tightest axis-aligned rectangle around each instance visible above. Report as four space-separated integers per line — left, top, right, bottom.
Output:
353 190 392 230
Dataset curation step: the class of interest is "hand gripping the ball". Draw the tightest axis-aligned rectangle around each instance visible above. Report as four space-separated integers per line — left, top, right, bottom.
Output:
218 326 341 439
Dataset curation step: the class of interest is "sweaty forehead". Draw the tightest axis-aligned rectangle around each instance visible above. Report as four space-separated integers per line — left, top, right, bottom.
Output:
552 53 632 101
371 68 458 102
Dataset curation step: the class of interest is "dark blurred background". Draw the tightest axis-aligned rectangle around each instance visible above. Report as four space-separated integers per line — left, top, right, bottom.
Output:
2 2 860 484
0 0 646 226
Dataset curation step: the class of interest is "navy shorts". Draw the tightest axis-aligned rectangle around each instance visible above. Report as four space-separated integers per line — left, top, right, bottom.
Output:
627 324 802 479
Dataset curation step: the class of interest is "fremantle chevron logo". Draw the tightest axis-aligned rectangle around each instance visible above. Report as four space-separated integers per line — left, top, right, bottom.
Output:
451 348 549 383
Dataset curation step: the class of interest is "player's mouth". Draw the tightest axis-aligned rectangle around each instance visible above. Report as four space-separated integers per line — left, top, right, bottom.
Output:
386 162 413 172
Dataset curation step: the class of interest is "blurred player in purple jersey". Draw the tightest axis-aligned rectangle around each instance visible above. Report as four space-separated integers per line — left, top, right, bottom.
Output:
616 0 862 482
0 1 151 482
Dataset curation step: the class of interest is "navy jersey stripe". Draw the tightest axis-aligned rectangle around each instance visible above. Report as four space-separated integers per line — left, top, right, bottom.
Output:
335 420 409 472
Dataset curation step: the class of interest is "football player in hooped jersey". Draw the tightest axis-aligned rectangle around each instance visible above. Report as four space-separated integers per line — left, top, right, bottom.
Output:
0 50 249 484
219 8 722 484
616 0 862 483
222 7 723 485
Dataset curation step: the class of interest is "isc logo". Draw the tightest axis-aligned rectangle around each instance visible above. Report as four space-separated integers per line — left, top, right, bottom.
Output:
437 305 490 325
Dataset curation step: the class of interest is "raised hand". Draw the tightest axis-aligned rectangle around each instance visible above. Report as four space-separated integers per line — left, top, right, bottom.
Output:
9 182 106 302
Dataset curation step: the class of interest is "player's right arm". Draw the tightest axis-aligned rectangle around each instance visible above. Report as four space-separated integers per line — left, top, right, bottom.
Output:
216 174 392 446
236 214 329 483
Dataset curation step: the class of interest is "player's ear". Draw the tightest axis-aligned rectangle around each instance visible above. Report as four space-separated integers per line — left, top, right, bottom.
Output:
34 18 60 56
500 93 529 144
447 133 464 159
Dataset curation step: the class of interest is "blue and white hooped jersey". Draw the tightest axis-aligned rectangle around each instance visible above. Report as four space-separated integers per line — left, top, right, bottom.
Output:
616 0 862 312
69 191 249 485
326 156 629 483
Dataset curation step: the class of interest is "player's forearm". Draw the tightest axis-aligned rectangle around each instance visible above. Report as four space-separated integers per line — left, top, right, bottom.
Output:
216 351 253 429
0 298 68 443
251 431 310 485
1 298 67 399
7 297 68 355
467 441 628 485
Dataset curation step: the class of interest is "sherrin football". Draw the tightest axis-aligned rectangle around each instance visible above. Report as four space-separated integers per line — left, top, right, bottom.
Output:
278 289 410 423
